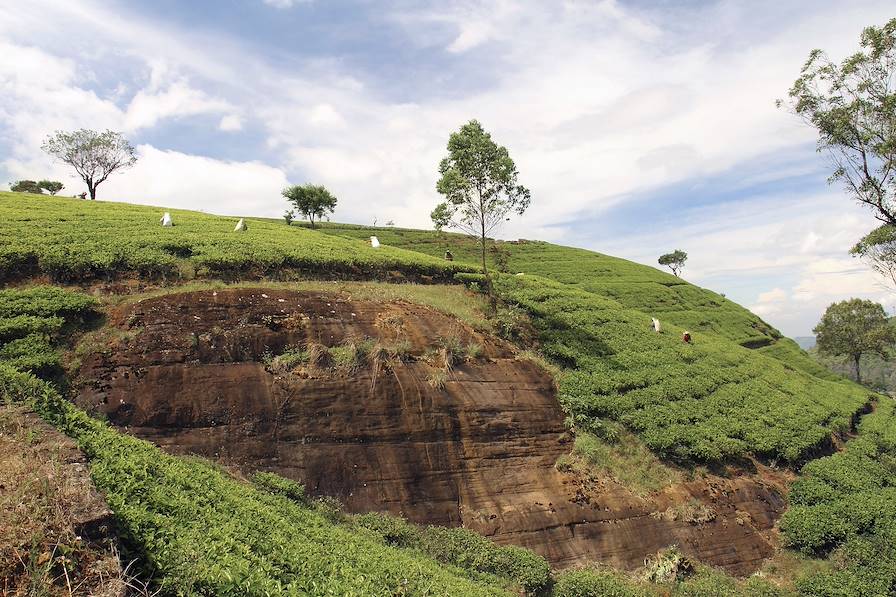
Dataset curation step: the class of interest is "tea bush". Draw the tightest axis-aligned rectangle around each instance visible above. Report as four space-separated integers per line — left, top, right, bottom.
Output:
780 398 896 596
0 193 474 283
493 274 870 464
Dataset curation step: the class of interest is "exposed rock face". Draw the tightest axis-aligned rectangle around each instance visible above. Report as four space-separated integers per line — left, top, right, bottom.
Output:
75 288 787 574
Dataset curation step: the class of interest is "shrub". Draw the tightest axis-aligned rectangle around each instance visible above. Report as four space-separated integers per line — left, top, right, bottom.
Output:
553 568 640 597
252 471 307 503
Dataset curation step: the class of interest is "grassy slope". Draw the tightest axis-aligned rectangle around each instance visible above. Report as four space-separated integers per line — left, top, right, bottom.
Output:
0 193 474 283
0 193 885 594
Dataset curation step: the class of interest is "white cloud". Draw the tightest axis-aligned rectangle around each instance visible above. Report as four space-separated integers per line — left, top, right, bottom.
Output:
99 145 290 216
218 114 243 132
124 80 233 132
308 104 346 128
262 0 308 8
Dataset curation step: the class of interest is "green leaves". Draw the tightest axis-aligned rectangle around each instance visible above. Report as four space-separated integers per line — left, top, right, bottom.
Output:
813 298 895 383
781 18 896 225
434 120 530 271
281 184 337 229
41 129 136 200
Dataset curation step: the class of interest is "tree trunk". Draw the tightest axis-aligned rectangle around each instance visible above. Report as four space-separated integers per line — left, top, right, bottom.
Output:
480 213 497 315
87 181 97 200
854 353 862 385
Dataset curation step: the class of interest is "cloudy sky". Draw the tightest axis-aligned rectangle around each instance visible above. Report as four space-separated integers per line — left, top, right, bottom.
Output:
1 0 893 336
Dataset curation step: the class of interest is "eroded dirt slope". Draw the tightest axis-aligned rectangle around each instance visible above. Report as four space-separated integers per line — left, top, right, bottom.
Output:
75 288 787 574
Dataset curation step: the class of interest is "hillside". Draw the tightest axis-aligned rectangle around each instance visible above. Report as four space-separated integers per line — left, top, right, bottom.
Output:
1 192 891 596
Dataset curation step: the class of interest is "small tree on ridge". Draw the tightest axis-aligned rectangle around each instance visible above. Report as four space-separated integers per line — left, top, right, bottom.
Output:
42 129 137 200
658 250 687 277
282 184 337 229
38 180 64 195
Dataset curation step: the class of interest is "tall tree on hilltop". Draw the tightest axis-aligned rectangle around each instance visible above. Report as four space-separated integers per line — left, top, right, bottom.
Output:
434 120 530 309
658 250 687 277
281 184 337 229
42 129 137 200
779 18 896 226
814 298 895 384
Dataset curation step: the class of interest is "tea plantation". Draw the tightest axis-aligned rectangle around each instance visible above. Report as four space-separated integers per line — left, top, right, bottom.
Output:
0 194 889 595
0 192 473 283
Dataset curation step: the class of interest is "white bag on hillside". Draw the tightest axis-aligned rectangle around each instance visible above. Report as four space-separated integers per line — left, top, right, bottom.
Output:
161 212 173 227
234 218 247 232
370 236 380 248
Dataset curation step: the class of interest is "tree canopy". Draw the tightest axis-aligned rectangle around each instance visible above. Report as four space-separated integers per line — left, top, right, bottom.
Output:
430 202 451 231
779 18 896 226
433 120 530 303
38 180 64 195
9 180 43 194
814 298 895 384
658 250 687 277
41 129 136 200
851 225 896 290
281 184 337 229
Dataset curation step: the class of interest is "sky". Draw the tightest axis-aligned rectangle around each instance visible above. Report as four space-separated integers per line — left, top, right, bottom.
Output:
0 0 893 337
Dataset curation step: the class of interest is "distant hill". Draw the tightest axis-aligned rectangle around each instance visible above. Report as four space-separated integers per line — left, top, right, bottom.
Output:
793 335 816 350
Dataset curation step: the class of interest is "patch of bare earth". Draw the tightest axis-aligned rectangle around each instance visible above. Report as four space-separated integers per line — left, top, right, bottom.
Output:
0 405 124 596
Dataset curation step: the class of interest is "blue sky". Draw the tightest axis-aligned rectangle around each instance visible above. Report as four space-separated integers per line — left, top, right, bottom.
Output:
0 0 893 336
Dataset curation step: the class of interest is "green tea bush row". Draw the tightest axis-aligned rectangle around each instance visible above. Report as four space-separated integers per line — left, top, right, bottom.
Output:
343 510 552 592
780 398 896 596
492 274 869 464
0 194 475 283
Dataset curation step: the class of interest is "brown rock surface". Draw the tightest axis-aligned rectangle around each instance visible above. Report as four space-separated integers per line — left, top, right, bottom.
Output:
75 287 788 574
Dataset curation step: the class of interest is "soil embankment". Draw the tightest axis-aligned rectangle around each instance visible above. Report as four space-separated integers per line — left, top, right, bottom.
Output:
75 288 787 574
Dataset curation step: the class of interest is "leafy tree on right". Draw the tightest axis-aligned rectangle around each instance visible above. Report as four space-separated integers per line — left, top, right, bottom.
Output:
814 298 895 385
779 18 896 226
658 249 687 277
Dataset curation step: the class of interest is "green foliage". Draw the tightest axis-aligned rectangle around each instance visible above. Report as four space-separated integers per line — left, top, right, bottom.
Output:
41 129 136 200
355 513 551 593
431 202 452 231
780 397 896 595
281 184 337 229
0 286 98 379
780 17 896 225
252 471 307 503
0 193 473 283
435 120 530 282
851 224 896 291
658 249 687 277
553 567 641 597
494 274 869 464
318 227 782 348
10 180 43 194
38 180 64 195
813 298 895 384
